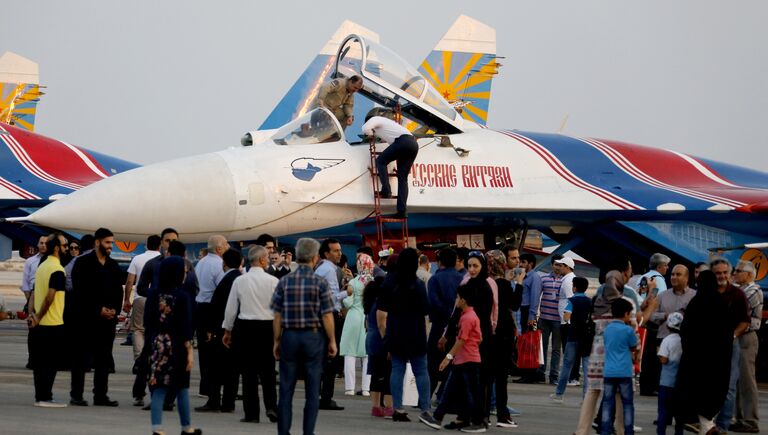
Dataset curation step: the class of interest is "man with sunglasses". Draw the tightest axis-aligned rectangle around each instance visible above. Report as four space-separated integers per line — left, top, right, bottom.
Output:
28 233 69 407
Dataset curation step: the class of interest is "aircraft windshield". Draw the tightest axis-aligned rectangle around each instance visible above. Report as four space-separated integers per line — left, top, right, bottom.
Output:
335 35 461 133
272 108 343 145
364 43 425 100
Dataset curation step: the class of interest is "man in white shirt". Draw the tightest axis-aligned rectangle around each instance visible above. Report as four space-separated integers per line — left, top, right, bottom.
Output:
362 108 418 219
122 235 161 365
554 256 576 324
222 245 279 423
21 236 48 306
417 254 432 285
194 234 229 399
642 253 670 294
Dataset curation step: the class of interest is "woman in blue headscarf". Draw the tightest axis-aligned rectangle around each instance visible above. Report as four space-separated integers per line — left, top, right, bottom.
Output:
144 256 202 435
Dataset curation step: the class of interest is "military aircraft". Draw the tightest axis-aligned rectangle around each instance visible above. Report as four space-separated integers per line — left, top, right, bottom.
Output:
9 17 768 285
0 51 138 256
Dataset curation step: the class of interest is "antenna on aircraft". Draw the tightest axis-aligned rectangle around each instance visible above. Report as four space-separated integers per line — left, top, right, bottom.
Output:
558 114 570 133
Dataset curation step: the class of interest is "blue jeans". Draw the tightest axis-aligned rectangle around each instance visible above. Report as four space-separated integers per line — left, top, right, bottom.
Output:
537 318 562 383
715 340 740 430
151 387 191 432
390 354 431 412
555 341 588 397
277 330 325 435
657 385 684 435
434 362 482 425
602 377 634 435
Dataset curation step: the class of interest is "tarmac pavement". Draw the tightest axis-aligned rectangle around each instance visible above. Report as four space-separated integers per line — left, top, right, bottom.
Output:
2 321 767 435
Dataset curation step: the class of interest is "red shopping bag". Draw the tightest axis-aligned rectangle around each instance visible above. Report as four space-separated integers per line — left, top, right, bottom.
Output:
516 329 543 369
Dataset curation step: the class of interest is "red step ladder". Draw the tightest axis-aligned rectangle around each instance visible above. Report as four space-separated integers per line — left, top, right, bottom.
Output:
357 134 409 252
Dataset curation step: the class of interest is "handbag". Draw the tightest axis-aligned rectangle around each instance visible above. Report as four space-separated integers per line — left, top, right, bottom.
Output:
516 329 543 369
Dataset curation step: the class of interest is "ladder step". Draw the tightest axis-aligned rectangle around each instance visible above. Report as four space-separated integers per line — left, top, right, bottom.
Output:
382 238 407 244
374 193 398 199
379 217 407 223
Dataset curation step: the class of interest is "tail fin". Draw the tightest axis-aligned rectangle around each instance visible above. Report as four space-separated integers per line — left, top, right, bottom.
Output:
0 52 44 132
418 15 500 126
259 21 380 130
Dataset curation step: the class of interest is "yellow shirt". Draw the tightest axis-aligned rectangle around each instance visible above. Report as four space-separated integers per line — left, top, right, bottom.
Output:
33 256 66 326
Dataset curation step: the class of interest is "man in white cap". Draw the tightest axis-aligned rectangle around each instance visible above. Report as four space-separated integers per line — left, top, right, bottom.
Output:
553 256 576 326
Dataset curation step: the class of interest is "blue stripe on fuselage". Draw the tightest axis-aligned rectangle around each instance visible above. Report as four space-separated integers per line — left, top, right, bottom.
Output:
513 131 718 211
696 157 768 190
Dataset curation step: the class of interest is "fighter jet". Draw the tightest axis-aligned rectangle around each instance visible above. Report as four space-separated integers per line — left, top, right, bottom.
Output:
12 18 768 284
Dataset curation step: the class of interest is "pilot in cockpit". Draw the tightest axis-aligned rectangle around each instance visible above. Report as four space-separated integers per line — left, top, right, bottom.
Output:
362 107 418 219
313 75 363 129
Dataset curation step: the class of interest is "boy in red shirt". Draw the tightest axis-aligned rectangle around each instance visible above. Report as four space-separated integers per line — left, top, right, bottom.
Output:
420 284 485 433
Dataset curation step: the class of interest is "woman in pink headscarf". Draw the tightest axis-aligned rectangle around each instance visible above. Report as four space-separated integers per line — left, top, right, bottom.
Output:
340 253 375 396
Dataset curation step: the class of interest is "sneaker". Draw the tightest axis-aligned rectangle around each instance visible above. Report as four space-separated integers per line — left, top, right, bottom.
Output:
419 412 443 430
489 409 496 416
382 407 394 418
34 400 67 408
567 379 581 386
634 425 643 432
392 411 410 422
549 393 564 403
496 418 519 428
507 407 522 417
372 406 384 417
266 409 278 423
69 398 88 406
362 390 370 397
133 397 144 407
344 390 355 396
460 424 487 433
444 421 470 430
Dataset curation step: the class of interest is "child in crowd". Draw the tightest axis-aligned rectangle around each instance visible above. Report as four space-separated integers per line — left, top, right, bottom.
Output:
551 276 591 402
420 284 485 433
656 312 684 435
601 298 639 435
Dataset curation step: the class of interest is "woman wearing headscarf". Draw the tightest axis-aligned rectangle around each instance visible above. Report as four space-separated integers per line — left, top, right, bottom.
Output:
144 256 201 435
340 253 374 396
677 270 732 434
376 248 432 422
363 275 393 417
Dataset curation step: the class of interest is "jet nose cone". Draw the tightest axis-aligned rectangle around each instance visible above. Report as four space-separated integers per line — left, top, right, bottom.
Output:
27 153 236 241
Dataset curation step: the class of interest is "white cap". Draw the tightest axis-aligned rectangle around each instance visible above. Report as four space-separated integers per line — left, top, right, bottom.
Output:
666 312 684 330
378 249 391 258
554 256 575 269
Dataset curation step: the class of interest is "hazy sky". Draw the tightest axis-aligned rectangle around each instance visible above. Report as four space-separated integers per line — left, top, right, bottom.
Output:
2 1 766 170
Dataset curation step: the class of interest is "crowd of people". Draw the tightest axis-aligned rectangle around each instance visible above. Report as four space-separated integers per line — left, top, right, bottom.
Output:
20 228 764 435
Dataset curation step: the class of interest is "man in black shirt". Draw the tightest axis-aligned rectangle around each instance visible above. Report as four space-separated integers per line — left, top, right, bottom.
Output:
70 228 123 407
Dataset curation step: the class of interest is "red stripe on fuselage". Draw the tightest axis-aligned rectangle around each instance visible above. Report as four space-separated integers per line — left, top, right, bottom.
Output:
500 131 640 210
1 124 109 187
596 139 768 205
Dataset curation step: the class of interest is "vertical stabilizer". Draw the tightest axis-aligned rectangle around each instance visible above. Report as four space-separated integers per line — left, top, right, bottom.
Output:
0 52 43 131
418 15 499 126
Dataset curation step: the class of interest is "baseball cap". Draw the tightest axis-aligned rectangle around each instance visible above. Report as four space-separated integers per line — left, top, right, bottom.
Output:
554 256 575 269
378 248 392 258
667 312 684 330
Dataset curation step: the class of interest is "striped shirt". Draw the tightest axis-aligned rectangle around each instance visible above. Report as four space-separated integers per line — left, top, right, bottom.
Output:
539 273 563 322
271 264 334 330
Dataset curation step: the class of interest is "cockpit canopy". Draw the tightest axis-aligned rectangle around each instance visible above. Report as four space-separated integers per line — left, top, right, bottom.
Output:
272 108 345 145
335 35 464 134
